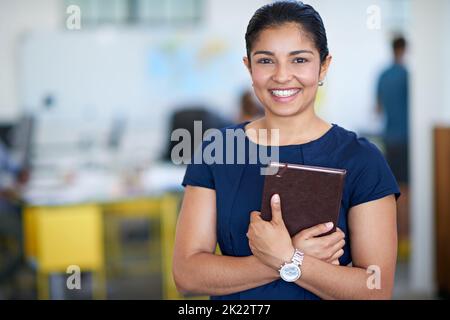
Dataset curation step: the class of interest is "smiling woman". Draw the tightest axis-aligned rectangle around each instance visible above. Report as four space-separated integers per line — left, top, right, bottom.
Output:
173 1 400 300
243 22 329 119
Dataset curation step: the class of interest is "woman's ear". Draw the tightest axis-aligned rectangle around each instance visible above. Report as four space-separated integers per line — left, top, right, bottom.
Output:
319 55 332 82
243 56 252 75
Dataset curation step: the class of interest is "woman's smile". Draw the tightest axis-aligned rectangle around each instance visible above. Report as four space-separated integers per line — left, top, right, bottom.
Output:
269 87 303 104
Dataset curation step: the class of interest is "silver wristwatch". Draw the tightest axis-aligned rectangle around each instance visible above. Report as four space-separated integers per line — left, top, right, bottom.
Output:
279 249 304 282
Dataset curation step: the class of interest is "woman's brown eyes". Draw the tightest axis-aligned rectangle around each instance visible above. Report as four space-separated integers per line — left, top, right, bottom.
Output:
257 58 272 64
294 58 307 63
257 58 308 64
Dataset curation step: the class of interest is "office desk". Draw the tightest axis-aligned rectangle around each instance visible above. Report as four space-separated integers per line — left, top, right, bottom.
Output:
24 193 181 300
23 164 185 300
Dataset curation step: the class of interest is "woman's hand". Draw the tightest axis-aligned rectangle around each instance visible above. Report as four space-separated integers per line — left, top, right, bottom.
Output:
292 224 346 265
247 194 295 270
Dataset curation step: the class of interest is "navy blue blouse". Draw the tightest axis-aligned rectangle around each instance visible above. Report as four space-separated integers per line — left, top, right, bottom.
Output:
181 121 400 300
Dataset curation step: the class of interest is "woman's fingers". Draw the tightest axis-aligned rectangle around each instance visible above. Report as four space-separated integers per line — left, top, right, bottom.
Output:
328 248 345 263
250 211 262 223
298 222 334 239
313 234 345 261
291 224 346 262
270 194 284 225
322 229 345 246
328 237 346 252
323 238 345 261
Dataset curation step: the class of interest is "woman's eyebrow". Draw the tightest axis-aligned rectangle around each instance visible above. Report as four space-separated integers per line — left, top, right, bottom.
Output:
253 50 274 56
253 50 314 56
289 50 314 56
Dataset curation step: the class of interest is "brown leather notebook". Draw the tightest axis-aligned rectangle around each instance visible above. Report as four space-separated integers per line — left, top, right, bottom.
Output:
260 162 346 237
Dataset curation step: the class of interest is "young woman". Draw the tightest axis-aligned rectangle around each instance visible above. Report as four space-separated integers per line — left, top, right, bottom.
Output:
173 1 399 300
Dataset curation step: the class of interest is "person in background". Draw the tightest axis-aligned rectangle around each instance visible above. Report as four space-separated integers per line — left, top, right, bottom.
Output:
376 36 410 260
237 90 264 123
0 140 24 203
0 139 27 288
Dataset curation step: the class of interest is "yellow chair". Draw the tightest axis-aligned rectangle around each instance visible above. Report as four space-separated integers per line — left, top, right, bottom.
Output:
160 193 182 300
102 194 182 300
24 204 106 300
161 194 219 300
102 198 162 275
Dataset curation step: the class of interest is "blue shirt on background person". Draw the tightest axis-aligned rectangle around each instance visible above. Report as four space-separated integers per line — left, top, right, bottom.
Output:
377 63 409 144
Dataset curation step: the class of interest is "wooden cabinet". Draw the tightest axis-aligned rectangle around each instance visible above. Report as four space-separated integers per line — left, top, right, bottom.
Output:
434 127 450 297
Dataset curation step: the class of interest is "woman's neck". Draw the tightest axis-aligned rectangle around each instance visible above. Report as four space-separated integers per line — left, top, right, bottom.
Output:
247 109 331 146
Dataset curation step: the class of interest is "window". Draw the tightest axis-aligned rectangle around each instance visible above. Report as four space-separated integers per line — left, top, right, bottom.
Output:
64 0 204 26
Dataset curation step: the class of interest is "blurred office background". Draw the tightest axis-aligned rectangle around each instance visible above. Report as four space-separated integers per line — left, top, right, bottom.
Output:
0 0 449 299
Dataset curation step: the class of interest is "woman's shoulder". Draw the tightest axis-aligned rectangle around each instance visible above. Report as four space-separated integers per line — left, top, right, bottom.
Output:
202 121 248 139
331 125 400 206
331 124 386 164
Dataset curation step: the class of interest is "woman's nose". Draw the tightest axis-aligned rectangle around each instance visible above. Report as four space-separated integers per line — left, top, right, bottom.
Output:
272 63 293 83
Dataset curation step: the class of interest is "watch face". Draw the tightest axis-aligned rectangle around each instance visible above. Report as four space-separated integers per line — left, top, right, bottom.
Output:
280 263 301 282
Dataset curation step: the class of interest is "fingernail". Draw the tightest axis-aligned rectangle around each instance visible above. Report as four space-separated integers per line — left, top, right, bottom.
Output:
272 194 280 203
326 222 333 229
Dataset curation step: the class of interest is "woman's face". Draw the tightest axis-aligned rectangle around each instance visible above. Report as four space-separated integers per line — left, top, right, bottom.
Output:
244 22 331 118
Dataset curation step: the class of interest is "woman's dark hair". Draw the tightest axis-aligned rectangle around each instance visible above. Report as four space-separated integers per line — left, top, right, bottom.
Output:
245 1 329 65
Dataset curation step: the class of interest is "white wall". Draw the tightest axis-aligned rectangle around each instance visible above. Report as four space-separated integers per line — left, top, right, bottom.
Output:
205 0 268 34
410 0 450 295
2 0 404 133
0 0 60 122
443 2 450 122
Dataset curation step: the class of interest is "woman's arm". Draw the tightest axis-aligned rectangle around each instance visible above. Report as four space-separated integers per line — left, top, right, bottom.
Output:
173 186 349 296
172 186 278 296
295 195 398 299
248 194 397 299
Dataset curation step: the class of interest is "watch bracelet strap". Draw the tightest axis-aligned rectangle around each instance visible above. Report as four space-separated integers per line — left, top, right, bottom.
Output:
292 249 304 266
280 249 304 270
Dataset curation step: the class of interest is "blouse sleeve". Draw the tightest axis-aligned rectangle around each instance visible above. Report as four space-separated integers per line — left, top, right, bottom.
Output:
349 139 400 208
181 141 215 190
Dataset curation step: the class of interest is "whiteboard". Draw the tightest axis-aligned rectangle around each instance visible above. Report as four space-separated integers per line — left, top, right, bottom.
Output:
18 29 251 161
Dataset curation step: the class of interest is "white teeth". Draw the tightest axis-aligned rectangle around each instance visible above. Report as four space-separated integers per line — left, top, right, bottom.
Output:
271 89 300 97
